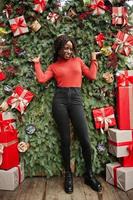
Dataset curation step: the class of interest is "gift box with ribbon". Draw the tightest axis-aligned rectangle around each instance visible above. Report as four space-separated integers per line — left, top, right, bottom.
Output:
117 86 133 130
47 12 60 23
92 106 116 133
112 7 128 26
108 128 133 157
116 70 133 87
106 162 133 191
9 16 29 37
0 111 16 133
112 31 133 56
7 85 34 115
122 147 133 167
90 0 108 15
0 164 24 190
0 118 19 170
33 0 47 13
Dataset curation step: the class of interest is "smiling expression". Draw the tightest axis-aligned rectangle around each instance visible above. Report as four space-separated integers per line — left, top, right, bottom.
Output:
58 41 74 60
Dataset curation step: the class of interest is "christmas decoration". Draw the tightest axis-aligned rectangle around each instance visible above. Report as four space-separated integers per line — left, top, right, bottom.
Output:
17 141 30 152
100 46 113 56
33 0 47 13
106 162 133 191
25 124 36 135
117 86 133 130
9 16 29 37
0 69 6 81
112 31 133 56
108 128 133 157
116 70 133 86
103 72 114 83
112 7 128 26
30 20 41 32
0 164 24 190
97 143 106 153
92 106 116 133
47 12 60 23
67 7 77 18
3 85 13 95
90 0 108 15
95 33 106 47
7 85 34 114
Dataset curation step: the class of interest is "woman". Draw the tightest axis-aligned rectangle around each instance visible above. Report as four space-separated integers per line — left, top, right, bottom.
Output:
32 34 102 193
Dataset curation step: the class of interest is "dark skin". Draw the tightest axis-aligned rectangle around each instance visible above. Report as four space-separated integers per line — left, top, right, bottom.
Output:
32 41 101 62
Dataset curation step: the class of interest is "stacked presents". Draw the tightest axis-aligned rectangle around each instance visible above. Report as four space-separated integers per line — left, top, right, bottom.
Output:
0 111 24 190
106 70 133 191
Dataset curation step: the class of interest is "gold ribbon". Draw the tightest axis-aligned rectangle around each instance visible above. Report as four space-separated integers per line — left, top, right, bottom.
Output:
96 114 115 133
0 139 18 166
10 89 29 114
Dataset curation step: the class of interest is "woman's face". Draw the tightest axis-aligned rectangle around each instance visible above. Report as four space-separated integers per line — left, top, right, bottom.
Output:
58 41 73 60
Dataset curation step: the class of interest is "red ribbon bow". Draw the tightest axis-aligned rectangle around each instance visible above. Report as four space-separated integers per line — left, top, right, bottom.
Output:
10 17 26 33
90 0 108 11
117 71 133 86
95 33 106 47
34 0 46 8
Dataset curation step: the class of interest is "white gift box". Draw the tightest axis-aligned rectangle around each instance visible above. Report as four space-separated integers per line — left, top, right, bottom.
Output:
108 128 133 157
106 162 133 191
0 164 24 190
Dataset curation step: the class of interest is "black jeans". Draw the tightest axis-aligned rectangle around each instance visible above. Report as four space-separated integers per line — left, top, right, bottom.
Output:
52 87 92 173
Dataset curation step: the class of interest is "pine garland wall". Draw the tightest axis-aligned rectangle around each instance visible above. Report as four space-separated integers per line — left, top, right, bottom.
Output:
0 0 133 177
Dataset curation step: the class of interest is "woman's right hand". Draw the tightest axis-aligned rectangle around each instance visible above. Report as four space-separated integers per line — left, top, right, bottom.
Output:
32 56 40 63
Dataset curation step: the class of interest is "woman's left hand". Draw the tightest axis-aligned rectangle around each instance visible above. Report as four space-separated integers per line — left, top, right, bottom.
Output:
91 52 101 60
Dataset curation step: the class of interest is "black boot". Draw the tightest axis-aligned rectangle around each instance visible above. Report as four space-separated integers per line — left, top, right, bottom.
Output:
84 171 102 192
64 171 73 194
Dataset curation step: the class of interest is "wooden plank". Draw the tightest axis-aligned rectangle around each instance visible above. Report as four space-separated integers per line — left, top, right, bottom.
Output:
45 176 87 200
99 177 129 200
81 177 99 200
0 177 46 200
127 189 133 200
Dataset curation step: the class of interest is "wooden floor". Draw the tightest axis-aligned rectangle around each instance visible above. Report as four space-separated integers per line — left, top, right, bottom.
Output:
0 176 133 200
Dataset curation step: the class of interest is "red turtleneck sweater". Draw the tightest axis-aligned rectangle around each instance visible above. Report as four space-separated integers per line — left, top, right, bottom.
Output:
34 57 98 87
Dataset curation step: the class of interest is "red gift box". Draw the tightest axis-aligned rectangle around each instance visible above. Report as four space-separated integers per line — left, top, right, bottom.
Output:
117 86 133 130
7 85 34 114
90 0 108 15
92 106 116 132
122 144 133 167
116 70 133 87
112 7 128 26
112 31 133 56
33 0 47 13
9 16 29 37
0 111 16 133
0 70 6 81
0 130 19 170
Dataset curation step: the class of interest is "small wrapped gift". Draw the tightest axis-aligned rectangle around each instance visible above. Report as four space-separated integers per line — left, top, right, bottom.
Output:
90 0 107 15
0 69 6 81
112 7 128 26
0 164 24 190
30 20 41 32
95 33 106 47
47 12 60 23
106 162 133 191
112 31 133 56
117 86 133 130
92 106 116 132
33 0 47 13
7 85 34 114
116 70 133 87
9 16 29 37
108 128 133 157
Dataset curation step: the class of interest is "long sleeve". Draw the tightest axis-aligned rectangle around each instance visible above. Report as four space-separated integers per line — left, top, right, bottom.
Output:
80 59 98 80
34 62 54 83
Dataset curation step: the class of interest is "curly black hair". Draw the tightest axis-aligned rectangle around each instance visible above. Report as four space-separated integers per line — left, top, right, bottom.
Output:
53 34 77 62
